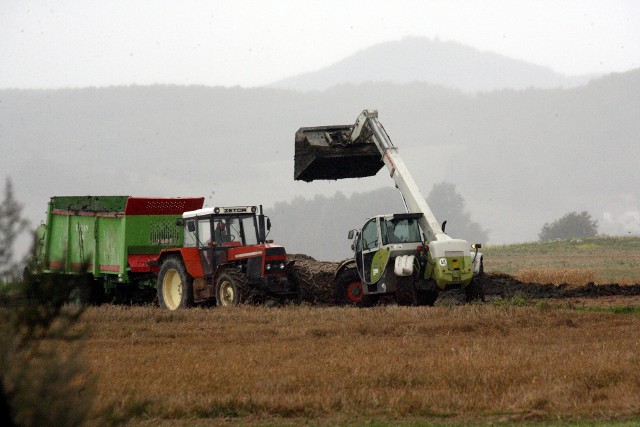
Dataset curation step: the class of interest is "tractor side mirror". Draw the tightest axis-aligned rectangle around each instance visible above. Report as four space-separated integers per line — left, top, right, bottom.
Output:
347 229 355 240
175 218 184 226
266 218 271 231
186 220 196 232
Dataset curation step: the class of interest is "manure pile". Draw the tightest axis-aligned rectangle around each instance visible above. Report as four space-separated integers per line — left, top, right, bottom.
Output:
288 254 341 305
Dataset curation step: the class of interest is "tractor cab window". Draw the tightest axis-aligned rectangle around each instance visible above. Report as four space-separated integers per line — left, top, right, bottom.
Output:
184 220 197 247
213 219 231 245
198 219 212 246
239 216 258 245
212 215 259 246
381 218 422 244
360 218 379 250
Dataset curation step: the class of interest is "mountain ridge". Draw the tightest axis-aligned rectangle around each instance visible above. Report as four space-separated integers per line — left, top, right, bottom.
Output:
269 36 597 93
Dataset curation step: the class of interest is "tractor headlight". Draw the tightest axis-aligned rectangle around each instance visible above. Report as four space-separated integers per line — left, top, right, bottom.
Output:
279 262 285 270
266 264 271 271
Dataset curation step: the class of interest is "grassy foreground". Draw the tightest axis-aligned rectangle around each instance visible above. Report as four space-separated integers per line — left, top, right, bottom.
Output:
81 304 640 426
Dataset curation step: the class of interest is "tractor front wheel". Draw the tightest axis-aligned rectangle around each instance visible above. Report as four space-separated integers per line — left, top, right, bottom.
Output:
215 269 248 306
158 258 194 310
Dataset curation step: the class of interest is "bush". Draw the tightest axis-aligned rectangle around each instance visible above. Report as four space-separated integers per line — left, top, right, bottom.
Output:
539 211 598 242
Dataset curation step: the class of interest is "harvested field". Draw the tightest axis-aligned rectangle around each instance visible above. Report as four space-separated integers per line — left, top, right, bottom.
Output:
81 304 640 426
13 238 640 426
78 244 640 425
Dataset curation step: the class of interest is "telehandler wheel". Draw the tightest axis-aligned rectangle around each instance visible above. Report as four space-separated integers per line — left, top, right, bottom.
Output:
395 276 418 306
215 269 248 306
334 268 379 307
158 258 194 311
416 289 439 306
464 279 485 303
415 279 439 306
465 259 485 303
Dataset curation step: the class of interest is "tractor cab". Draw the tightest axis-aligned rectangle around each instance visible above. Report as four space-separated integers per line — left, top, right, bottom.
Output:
179 205 270 277
351 213 424 286
181 206 269 248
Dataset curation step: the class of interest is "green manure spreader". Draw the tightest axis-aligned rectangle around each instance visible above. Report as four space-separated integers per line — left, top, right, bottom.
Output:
33 195 204 303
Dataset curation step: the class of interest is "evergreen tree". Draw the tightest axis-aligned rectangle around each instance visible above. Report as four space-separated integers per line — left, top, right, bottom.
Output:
0 179 28 283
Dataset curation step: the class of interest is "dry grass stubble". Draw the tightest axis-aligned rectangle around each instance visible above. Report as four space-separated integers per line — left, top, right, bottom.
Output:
82 305 640 424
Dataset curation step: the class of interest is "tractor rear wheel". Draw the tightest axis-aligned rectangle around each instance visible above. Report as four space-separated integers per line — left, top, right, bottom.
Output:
216 269 248 306
158 258 194 310
334 268 379 307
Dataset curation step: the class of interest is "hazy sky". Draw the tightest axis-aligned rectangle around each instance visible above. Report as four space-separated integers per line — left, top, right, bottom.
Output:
1 0 639 89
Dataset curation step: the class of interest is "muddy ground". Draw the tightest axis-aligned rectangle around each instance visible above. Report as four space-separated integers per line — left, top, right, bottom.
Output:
288 254 640 308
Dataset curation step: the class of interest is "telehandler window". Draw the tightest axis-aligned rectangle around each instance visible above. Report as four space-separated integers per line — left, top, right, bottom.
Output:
382 218 422 244
361 219 378 250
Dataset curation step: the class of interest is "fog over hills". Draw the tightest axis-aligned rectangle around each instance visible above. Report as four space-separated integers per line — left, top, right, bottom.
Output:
2 68 638 261
270 37 596 93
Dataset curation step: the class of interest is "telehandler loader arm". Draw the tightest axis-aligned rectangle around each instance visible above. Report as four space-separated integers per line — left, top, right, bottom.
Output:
296 109 446 243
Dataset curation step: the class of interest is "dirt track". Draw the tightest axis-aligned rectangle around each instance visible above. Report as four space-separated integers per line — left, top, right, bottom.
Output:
289 254 640 306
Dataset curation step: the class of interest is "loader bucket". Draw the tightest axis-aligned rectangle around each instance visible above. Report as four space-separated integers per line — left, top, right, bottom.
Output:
294 125 384 182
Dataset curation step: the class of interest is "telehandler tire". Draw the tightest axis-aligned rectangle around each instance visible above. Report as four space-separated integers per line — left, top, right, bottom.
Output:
216 269 248 306
465 258 485 303
158 258 194 310
334 268 379 307
415 279 439 306
395 276 418 306
464 279 485 302
416 289 439 306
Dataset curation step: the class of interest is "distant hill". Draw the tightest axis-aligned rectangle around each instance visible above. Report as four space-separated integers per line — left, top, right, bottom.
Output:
1 69 638 260
269 37 596 93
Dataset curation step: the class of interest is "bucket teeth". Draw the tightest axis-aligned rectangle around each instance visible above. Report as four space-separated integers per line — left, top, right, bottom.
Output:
294 125 383 182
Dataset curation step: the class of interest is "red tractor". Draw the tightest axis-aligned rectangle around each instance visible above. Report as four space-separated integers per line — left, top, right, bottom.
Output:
156 205 299 309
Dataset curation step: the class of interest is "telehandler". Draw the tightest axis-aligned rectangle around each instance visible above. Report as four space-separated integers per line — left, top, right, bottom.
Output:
295 109 484 306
